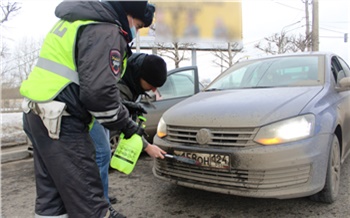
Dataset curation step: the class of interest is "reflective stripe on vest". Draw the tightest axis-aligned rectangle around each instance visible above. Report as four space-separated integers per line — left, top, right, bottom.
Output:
20 20 98 102
36 57 79 85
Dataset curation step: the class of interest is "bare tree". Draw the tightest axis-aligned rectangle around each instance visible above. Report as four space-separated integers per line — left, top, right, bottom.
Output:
155 42 193 68
289 32 312 52
1 37 42 87
212 42 243 72
254 31 293 55
1 1 22 58
1 1 21 23
254 30 313 55
1 43 9 58
254 1 313 55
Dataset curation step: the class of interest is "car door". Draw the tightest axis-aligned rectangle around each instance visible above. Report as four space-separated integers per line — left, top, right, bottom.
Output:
332 56 350 161
141 66 201 142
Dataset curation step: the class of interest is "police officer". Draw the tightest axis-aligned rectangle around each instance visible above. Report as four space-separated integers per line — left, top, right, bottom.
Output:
89 3 156 206
20 1 163 218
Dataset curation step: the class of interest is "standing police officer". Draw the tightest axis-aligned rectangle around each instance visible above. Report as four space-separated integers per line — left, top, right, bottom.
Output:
89 3 156 206
20 1 163 217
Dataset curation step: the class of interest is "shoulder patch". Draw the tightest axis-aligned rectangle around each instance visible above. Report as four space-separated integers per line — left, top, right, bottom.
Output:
109 50 121 76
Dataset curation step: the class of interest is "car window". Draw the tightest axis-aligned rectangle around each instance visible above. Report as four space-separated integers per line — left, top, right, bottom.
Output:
212 67 246 89
208 56 323 90
331 62 338 82
158 69 196 100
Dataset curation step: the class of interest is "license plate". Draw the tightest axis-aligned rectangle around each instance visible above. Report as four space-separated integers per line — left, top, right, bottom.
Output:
174 151 230 169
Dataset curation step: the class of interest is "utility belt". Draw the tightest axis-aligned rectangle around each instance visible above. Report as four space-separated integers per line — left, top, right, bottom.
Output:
22 98 70 139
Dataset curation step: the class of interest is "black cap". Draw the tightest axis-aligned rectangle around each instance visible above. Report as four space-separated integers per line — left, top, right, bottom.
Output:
120 1 147 20
143 4 155 27
140 55 167 87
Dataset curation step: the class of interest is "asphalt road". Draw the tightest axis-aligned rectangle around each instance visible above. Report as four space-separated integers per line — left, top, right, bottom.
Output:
1 153 350 218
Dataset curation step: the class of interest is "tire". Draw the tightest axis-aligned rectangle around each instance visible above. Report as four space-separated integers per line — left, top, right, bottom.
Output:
109 131 120 156
310 135 341 203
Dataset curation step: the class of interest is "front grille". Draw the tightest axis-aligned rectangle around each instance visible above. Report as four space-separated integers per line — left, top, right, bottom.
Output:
154 159 310 190
167 125 258 147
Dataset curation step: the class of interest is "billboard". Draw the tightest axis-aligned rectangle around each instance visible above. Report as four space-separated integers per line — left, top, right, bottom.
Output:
139 0 243 49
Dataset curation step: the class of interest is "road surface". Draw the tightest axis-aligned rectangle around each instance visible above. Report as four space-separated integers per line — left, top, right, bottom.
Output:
1 153 350 218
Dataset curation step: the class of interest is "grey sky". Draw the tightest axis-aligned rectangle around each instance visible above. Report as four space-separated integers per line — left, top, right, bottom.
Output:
2 0 349 80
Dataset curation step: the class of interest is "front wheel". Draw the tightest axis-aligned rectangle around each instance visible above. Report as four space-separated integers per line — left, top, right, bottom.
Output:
109 131 120 156
310 134 341 203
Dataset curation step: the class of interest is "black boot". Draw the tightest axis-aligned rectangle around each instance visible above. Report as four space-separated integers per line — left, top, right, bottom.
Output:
108 205 126 218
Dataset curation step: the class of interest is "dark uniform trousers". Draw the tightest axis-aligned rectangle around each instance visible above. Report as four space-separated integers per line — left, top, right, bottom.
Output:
23 111 109 218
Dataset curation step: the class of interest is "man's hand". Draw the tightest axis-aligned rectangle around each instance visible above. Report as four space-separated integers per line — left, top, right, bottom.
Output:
123 101 147 115
144 144 166 159
121 119 145 139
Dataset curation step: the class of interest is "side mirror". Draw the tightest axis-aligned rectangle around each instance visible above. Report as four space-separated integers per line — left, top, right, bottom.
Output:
336 77 350 91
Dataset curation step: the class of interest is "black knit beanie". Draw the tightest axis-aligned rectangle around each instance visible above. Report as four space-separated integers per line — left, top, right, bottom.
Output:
140 55 167 87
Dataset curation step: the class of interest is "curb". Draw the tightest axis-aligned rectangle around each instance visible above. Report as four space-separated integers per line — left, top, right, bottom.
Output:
1 144 32 164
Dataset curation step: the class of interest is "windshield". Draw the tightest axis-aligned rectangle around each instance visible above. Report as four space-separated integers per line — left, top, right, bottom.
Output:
207 56 324 90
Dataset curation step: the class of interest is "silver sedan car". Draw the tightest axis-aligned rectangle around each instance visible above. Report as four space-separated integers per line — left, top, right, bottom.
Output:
153 52 350 203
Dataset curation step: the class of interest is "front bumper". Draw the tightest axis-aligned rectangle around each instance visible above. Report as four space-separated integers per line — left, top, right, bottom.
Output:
153 134 332 199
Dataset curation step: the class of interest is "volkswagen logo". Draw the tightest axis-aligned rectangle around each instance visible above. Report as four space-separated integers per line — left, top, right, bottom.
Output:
196 128 212 145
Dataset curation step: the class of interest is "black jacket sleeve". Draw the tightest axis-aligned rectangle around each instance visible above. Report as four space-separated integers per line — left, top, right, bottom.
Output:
76 23 131 131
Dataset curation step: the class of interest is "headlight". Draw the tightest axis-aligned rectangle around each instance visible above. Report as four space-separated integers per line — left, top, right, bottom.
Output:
254 114 315 145
157 117 167 138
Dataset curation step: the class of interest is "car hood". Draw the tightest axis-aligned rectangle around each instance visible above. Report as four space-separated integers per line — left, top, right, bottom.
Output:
163 86 323 127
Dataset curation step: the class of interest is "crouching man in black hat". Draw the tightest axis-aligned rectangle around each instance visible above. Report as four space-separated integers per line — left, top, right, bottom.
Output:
117 53 168 155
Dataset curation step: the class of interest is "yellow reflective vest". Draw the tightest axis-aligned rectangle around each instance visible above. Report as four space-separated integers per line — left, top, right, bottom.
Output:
20 19 127 102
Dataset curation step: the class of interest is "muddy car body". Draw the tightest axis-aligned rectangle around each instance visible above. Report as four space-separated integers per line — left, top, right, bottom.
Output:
153 52 350 203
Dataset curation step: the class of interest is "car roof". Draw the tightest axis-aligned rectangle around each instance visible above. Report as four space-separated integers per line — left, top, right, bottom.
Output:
240 51 336 63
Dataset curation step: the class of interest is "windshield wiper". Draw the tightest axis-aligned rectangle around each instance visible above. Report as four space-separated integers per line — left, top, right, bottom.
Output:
248 86 274 89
